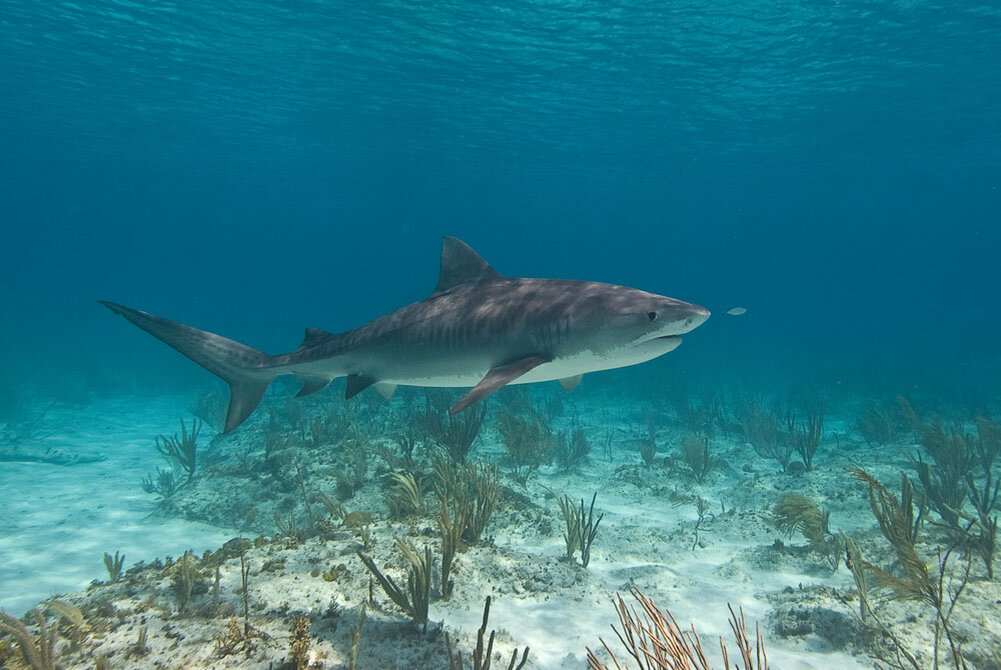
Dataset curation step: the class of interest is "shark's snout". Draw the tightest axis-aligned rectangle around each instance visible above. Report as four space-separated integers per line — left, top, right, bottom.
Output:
687 305 711 329
669 303 710 334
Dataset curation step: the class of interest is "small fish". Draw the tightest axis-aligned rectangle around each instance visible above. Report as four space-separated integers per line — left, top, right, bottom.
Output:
725 307 747 316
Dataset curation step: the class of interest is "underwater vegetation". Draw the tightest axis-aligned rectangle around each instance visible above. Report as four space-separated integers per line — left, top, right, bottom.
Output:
4 372 1001 669
497 409 556 481
557 493 604 567
446 597 529 670
553 427 591 472
358 538 433 630
772 493 839 570
0 608 58 670
155 418 200 481
587 588 767 670
899 397 1000 580
678 433 712 482
843 468 973 670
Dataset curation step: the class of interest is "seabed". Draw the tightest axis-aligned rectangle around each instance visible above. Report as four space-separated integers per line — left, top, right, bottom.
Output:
2 378 999 669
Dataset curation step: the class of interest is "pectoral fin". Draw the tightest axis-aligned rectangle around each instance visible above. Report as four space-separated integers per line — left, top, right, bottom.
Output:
558 374 583 392
451 355 549 414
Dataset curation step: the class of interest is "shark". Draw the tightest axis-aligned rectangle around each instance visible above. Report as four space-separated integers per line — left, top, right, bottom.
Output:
101 237 709 433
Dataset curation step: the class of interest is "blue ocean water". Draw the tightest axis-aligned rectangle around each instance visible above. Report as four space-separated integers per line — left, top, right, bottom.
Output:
2 0 998 396
1 1 1000 667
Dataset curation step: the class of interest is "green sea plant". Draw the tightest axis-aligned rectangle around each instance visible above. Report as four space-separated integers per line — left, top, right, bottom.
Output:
0 392 53 454
554 428 590 471
849 467 971 669
215 544 268 656
465 462 499 542
735 395 788 472
772 494 829 545
839 532 927 669
334 444 369 500
156 418 200 479
238 547 253 636
170 550 201 614
965 469 999 579
446 596 529 670
385 471 424 517
841 533 871 622
497 409 553 478
849 468 930 599
0 608 58 670
899 399 1000 578
786 398 824 471
900 397 974 521
41 600 84 630
439 493 468 601
671 493 713 551
558 493 603 567
387 428 422 473
433 459 499 543
434 457 464 502
140 467 179 499
587 587 767 670
357 537 433 629
676 390 726 437
127 624 150 658
772 493 839 568
856 399 900 446
422 394 487 462
975 415 1001 472
187 389 226 433
288 614 311 670
293 461 319 530
636 436 657 467
964 416 1000 579
636 409 659 467
558 494 581 561
103 550 125 582
315 492 346 523
348 604 366 670
679 433 712 482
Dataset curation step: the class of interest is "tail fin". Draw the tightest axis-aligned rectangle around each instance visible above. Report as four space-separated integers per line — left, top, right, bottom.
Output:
100 301 275 433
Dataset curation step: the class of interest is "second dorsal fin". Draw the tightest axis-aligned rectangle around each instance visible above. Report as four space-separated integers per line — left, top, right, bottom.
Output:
433 237 502 294
300 327 333 348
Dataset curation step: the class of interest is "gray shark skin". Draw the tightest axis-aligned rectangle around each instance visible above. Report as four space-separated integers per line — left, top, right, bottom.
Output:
101 237 709 433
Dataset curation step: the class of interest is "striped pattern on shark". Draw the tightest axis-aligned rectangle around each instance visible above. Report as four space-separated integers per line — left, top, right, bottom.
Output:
102 237 709 432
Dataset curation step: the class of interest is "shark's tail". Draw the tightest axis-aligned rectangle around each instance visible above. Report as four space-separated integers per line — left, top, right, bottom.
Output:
100 301 276 433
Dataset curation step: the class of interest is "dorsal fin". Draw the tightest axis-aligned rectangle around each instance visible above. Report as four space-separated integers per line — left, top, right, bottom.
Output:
434 237 502 293
300 327 333 348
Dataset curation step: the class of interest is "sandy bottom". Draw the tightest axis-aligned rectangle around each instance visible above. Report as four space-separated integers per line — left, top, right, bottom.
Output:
2 390 998 669
0 397 238 616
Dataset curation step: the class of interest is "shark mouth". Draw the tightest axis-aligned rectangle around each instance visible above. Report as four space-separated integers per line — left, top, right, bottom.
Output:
634 333 682 346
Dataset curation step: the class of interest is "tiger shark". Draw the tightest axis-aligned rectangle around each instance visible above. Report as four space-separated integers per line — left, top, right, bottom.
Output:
101 237 709 433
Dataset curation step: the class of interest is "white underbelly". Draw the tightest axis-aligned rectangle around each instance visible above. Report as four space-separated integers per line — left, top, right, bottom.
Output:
380 342 677 388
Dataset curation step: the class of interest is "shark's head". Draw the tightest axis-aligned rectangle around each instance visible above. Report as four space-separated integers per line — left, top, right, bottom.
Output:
566 284 710 359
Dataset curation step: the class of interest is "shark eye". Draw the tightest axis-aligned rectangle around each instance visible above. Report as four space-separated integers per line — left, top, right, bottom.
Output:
647 311 659 322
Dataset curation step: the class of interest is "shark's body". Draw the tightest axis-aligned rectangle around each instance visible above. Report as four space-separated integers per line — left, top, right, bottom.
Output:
103 238 709 432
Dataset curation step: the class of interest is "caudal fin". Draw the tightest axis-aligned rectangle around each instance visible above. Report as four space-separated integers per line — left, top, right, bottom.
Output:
100 301 275 433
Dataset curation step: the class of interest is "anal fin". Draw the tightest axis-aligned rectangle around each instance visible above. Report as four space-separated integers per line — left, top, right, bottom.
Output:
345 374 378 399
558 374 583 392
451 355 549 414
374 382 398 399
296 375 332 398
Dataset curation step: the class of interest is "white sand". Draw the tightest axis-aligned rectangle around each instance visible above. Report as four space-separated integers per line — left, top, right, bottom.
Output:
0 395 239 616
